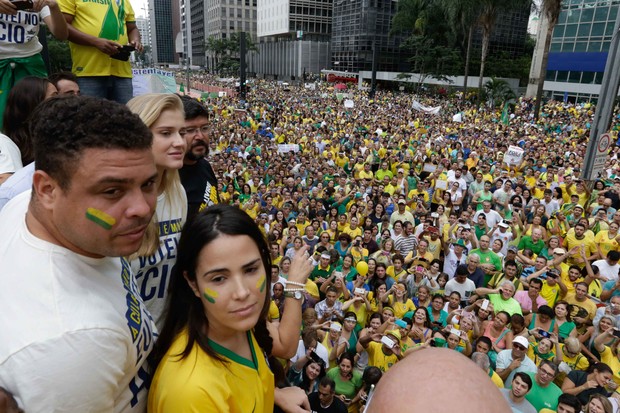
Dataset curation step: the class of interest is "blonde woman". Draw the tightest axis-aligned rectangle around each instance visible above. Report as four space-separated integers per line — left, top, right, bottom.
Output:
127 93 188 329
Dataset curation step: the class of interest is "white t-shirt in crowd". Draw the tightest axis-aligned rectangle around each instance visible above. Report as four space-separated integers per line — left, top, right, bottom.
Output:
0 191 156 413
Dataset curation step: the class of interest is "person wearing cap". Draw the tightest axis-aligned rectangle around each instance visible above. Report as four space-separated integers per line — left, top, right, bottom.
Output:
500 372 537 413
358 330 403 372
389 198 414 226
442 238 468 277
489 220 515 258
496 335 538 384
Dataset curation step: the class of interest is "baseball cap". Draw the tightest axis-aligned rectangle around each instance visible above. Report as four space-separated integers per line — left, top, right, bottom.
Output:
507 246 518 253
553 248 566 255
386 330 401 342
398 199 407 205
498 222 509 228
513 336 529 348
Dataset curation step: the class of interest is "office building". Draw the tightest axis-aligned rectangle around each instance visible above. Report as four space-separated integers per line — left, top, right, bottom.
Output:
529 0 620 101
149 0 180 64
254 0 332 79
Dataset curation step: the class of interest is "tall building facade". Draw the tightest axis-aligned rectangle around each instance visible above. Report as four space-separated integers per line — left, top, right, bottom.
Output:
530 0 620 101
331 0 406 73
255 0 332 78
149 0 181 64
473 6 531 57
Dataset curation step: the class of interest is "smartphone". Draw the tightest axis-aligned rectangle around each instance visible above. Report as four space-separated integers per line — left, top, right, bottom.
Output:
481 299 489 310
354 287 366 295
10 0 33 9
395 319 407 329
613 329 620 339
539 330 550 339
380 335 395 348
119 44 136 52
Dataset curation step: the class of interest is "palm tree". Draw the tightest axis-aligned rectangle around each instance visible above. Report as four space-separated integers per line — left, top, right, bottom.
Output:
533 0 563 120
476 0 531 101
485 77 516 107
438 0 481 97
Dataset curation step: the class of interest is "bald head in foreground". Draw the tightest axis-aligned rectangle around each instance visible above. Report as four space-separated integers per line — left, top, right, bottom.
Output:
366 348 512 413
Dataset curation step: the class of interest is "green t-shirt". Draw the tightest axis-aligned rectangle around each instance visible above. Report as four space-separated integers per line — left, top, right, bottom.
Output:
326 367 363 399
470 249 502 271
488 294 523 316
524 372 562 411
517 236 545 255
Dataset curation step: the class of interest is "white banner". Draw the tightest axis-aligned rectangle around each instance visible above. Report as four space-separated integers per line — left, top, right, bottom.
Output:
412 100 441 115
344 99 355 108
277 144 300 153
452 113 462 123
504 145 524 166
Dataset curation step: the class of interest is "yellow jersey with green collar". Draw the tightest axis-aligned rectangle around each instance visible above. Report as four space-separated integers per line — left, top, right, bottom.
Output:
58 0 135 78
148 329 274 413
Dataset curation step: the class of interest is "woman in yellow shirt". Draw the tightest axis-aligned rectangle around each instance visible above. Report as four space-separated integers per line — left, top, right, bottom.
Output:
148 205 313 412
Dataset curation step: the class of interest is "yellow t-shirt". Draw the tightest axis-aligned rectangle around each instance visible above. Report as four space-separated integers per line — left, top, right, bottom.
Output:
595 230 620 258
59 0 135 78
600 346 620 385
366 341 399 372
268 301 280 321
149 329 274 413
388 297 416 319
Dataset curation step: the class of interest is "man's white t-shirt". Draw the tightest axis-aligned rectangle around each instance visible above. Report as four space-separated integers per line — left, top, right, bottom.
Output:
592 259 620 282
0 191 156 413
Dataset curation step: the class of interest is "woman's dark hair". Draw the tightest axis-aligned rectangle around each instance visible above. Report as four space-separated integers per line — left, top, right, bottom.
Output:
151 205 274 373
367 312 383 327
4 76 53 165
538 305 554 319
337 353 356 377
299 358 326 392
414 306 431 328
476 336 493 349
554 300 572 322
361 366 382 392
588 362 612 375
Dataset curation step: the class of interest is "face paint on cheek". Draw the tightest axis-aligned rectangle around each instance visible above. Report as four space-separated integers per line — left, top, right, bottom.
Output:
256 275 266 293
203 288 219 304
85 207 116 230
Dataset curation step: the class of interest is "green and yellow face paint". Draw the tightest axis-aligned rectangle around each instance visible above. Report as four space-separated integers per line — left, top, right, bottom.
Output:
256 275 266 293
203 288 219 304
85 208 116 230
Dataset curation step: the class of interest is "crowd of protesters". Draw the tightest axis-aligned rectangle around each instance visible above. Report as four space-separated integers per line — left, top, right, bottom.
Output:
2 71 620 412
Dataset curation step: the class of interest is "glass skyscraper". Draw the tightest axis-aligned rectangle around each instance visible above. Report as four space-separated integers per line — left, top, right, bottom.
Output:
544 0 619 101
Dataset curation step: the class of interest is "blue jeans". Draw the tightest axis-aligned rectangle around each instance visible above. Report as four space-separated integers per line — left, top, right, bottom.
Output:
77 76 134 104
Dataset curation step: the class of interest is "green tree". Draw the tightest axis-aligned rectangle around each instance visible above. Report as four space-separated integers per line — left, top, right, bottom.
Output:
205 32 257 76
46 34 72 73
438 0 481 97
533 0 563 120
476 0 531 100
399 35 460 91
484 77 516 107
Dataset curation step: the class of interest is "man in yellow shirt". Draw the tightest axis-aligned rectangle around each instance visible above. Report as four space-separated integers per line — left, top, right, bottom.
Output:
59 0 142 103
